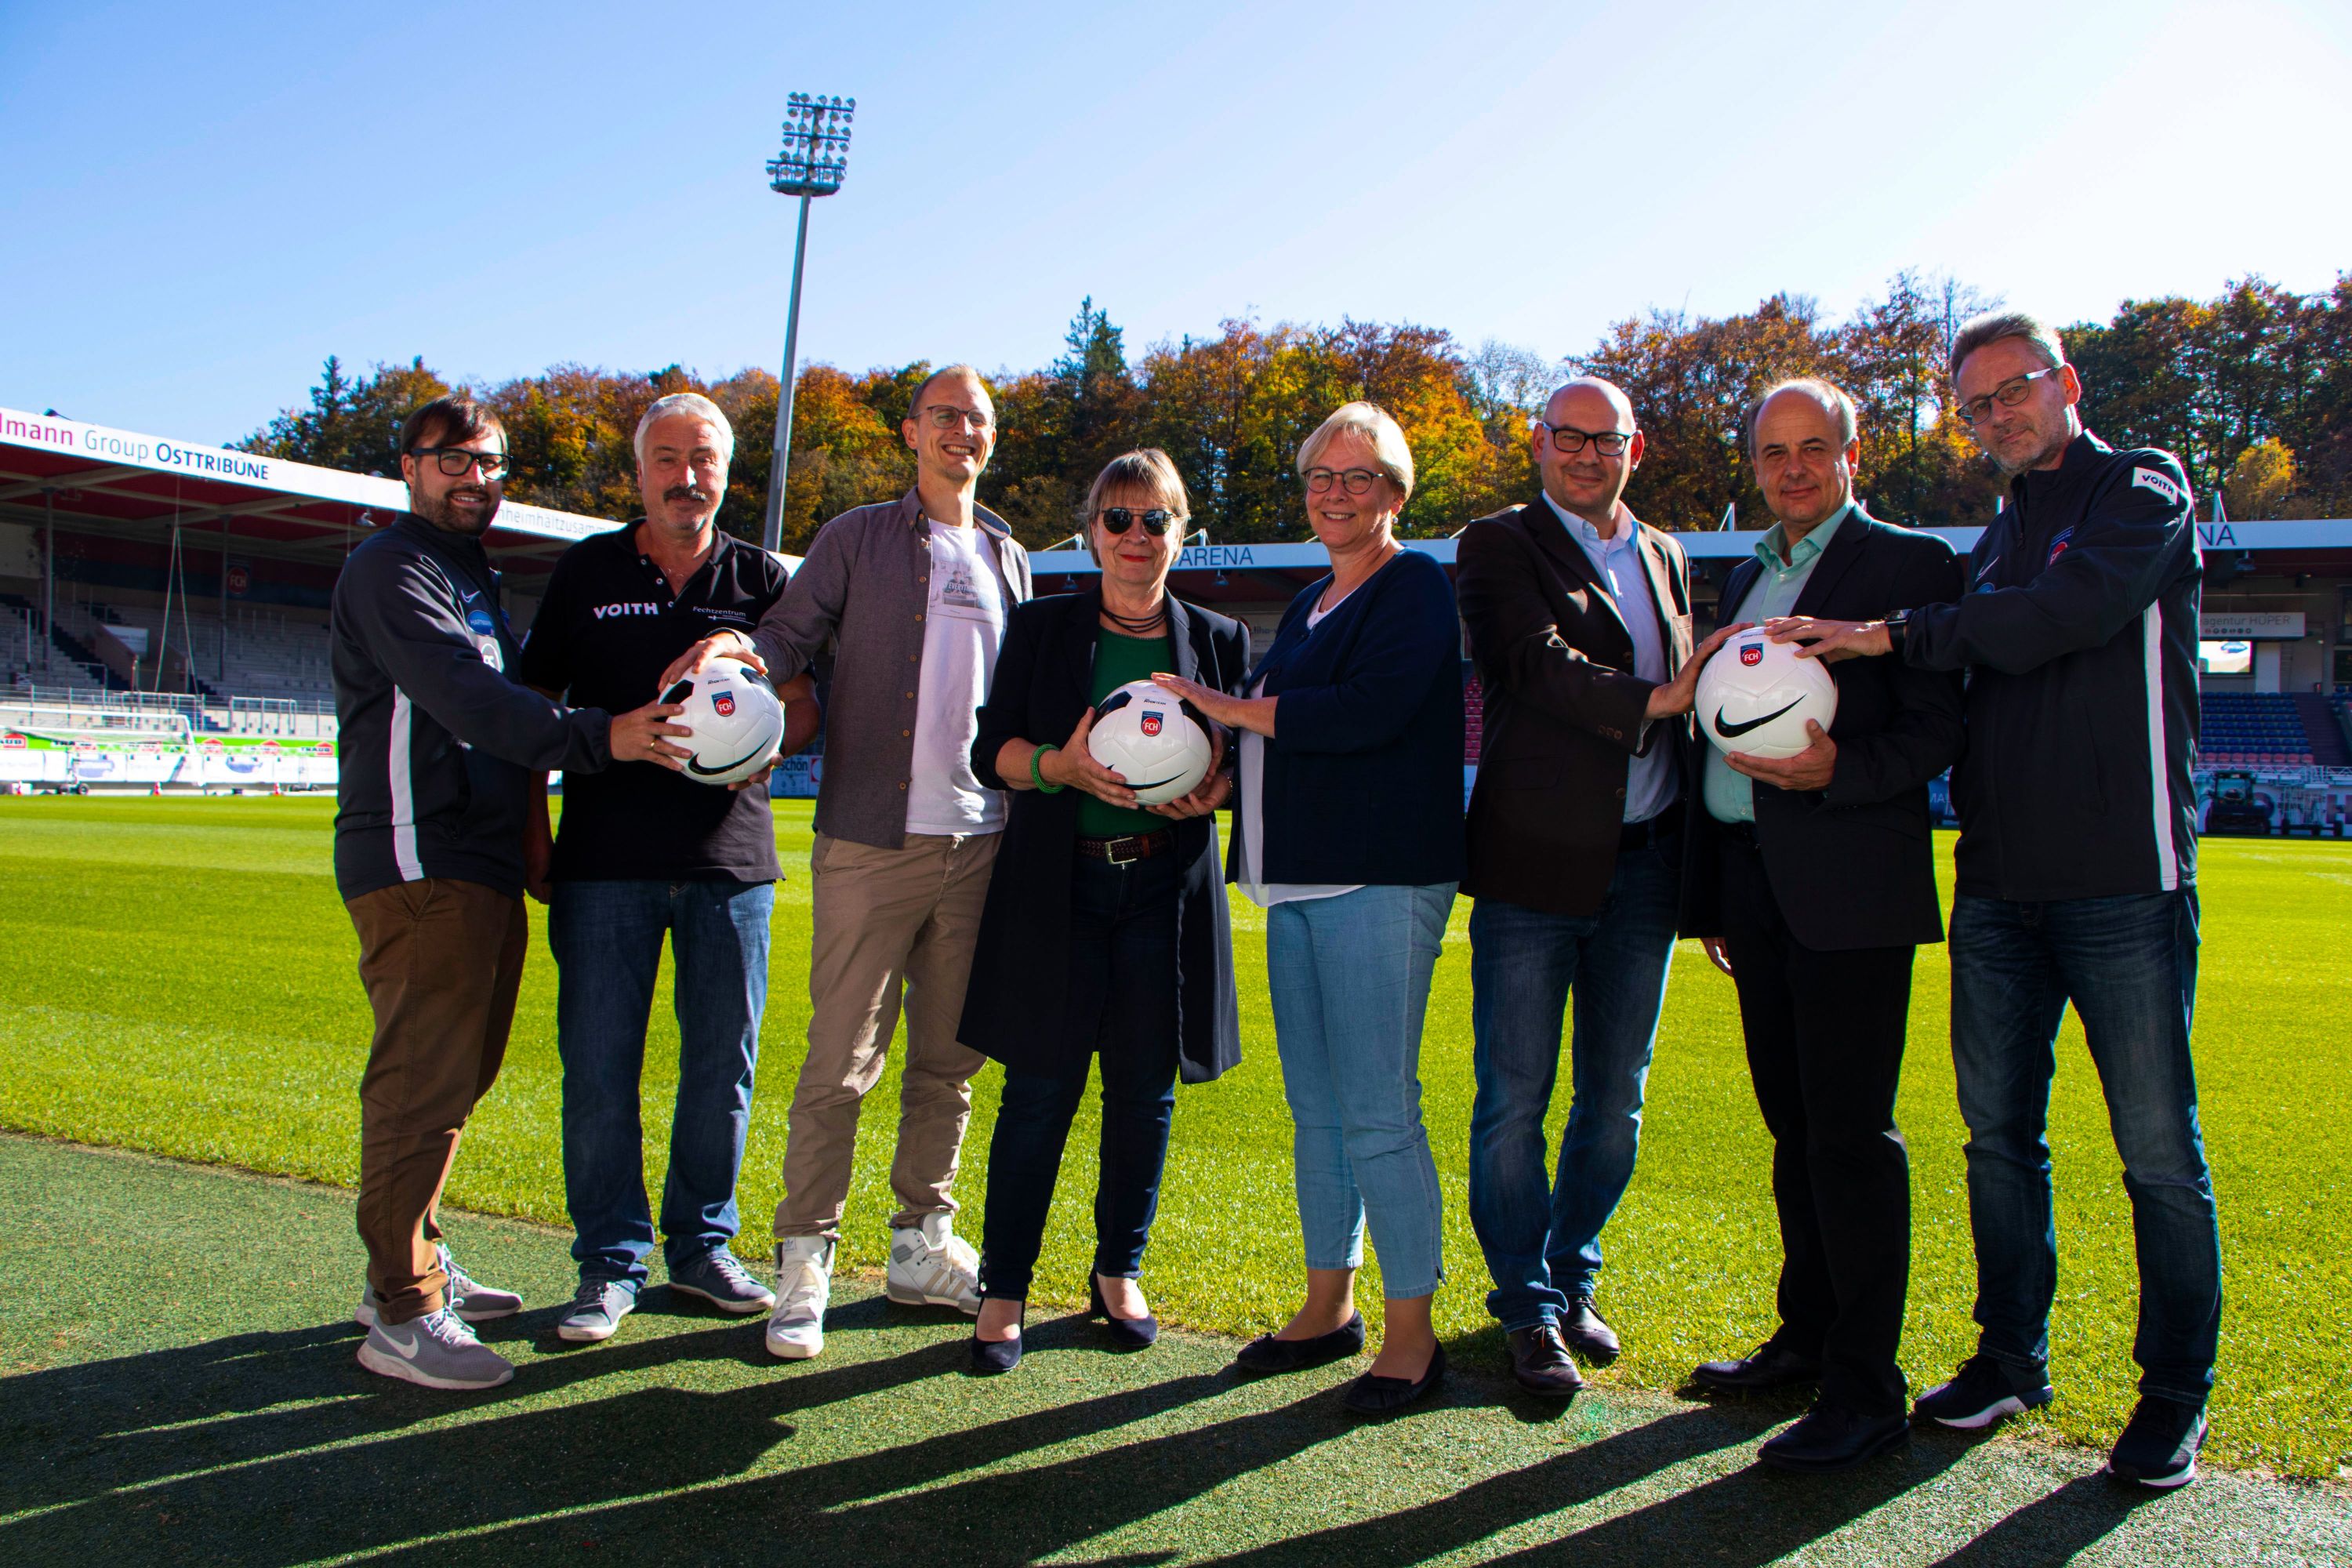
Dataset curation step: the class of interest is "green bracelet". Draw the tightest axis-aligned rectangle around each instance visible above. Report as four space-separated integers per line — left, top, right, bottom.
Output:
1029 743 1065 793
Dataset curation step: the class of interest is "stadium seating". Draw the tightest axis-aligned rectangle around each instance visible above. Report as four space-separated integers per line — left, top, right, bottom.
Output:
2198 691 2318 766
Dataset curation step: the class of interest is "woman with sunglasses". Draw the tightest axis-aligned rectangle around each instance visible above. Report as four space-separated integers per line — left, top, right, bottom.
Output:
956 448 1250 1373
1153 401 1465 1414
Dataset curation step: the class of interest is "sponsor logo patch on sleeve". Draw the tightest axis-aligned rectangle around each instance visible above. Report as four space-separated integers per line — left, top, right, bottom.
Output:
2132 466 2185 509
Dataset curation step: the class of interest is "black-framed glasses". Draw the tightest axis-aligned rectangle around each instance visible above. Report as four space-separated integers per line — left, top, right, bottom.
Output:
412 446 510 480
1955 365 2066 426
1098 507 1177 536
1303 466 1381 495
1537 422 1633 456
921 405 994 432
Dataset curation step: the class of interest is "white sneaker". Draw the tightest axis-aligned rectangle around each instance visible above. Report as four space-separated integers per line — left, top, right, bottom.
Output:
886 1214 981 1315
355 1305 515 1391
766 1238 834 1361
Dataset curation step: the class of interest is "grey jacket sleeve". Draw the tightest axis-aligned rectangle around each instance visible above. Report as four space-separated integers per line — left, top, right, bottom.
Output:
342 546 612 771
752 514 852 682
1905 451 2195 677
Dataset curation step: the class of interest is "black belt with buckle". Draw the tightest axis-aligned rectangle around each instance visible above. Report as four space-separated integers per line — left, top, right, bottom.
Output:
1077 829 1174 865
1620 800 1684 851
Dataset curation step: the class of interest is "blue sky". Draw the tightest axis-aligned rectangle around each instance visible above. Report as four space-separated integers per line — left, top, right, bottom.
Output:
3 0 2347 445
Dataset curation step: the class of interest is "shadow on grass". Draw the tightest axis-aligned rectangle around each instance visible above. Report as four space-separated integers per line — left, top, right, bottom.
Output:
1925 1470 2158 1565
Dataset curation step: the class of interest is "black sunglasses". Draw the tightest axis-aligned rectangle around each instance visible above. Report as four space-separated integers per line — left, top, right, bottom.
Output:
1098 507 1176 536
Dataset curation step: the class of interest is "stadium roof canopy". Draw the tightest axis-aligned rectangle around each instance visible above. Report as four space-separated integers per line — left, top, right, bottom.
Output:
0 403 615 578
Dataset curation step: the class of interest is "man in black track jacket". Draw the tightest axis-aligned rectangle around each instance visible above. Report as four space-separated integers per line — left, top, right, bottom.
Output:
331 395 687 1393
1774 313 2217 1490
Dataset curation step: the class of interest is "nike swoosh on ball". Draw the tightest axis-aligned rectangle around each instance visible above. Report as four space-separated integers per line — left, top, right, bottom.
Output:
1715 700 1802 739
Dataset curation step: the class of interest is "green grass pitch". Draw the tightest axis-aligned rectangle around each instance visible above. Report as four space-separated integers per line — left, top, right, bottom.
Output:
0 794 2346 1480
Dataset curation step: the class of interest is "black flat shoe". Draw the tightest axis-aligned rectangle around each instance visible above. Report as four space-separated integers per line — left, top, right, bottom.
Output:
1342 1343 1446 1416
1090 1277 1159 1350
1507 1323 1584 1398
1235 1311 1367 1373
969 1300 1025 1375
1759 1403 1910 1472
1693 1342 1825 1392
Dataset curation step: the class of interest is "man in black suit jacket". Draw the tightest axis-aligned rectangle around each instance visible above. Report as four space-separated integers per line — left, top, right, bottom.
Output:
1680 379 1965 1472
1454 378 1737 1398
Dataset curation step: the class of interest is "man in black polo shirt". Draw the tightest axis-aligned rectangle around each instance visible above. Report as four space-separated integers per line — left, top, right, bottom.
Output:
521 392 818 1344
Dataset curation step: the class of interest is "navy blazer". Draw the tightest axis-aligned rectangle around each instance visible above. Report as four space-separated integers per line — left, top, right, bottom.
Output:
1232 548 1465 888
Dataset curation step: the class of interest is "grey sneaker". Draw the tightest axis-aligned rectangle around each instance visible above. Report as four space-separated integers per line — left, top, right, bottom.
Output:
766 1238 834 1360
353 1243 524 1328
355 1306 515 1390
556 1279 637 1344
670 1247 776 1314
886 1215 981 1314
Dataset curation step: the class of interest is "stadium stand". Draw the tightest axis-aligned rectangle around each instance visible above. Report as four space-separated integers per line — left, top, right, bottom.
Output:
2291 692 2351 766
2198 691 2321 765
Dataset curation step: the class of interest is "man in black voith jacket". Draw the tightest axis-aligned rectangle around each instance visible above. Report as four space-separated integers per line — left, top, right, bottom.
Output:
1776 312 2216 1490
1678 379 1965 1474
331 395 688 1392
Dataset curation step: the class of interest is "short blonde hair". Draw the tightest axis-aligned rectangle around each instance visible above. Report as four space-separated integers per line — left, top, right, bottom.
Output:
1082 449 1190 564
1297 401 1414 504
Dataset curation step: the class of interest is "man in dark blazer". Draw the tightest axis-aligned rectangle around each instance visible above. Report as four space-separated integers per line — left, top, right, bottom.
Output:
1681 378 1965 1472
1455 377 1737 1398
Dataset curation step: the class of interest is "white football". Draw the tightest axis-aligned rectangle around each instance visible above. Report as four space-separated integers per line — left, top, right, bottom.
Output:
1695 633 1838 760
660 657 785 786
1087 679 1212 806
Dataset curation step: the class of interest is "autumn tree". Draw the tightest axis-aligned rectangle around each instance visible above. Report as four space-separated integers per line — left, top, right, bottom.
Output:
240 356 453 476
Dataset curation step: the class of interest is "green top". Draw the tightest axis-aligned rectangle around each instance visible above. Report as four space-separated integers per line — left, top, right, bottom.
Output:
1080 627 1177 838
1702 502 1851 824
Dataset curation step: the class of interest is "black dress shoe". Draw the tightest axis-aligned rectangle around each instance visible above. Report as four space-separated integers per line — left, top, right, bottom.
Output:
1759 1403 1910 1472
1090 1276 1159 1350
1693 1343 1825 1392
1235 1311 1366 1373
1559 1299 1621 1366
968 1300 1025 1375
1506 1324 1584 1398
1342 1344 1446 1416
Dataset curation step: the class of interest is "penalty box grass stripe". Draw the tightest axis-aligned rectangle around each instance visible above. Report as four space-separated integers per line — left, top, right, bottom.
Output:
0 797 2349 1479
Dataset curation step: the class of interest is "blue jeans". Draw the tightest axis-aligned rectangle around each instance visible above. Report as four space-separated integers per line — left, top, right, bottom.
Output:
1266 882 1455 1301
978 854 1181 1301
1949 888 2219 1404
547 878 775 1289
1466 839 1680 1330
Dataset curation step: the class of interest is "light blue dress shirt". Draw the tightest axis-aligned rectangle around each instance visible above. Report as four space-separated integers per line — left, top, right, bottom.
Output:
1701 502 1853 824
1541 492 1676 824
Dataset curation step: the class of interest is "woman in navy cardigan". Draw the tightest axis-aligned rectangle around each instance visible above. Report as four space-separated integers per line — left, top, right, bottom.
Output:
1156 401 1465 1414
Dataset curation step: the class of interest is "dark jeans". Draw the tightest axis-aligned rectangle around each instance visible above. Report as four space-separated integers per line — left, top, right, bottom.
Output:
1720 836 1916 1416
547 877 774 1289
1467 833 1680 1330
978 851 1181 1301
1949 887 2219 1405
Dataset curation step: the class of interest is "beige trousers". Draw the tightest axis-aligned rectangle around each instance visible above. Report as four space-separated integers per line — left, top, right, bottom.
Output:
775 829 999 1240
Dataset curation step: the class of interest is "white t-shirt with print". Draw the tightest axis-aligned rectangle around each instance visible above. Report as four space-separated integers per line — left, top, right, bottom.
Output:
905 519 1010 837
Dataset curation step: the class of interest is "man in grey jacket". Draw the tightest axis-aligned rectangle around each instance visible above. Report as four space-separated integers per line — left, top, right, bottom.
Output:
671 365 1032 1359
332 394 688 1391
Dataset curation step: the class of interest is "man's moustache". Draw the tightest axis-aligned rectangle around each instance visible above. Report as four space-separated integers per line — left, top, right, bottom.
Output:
664 486 713 503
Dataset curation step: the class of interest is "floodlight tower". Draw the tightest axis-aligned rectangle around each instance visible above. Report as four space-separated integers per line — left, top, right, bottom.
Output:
760 92 856 553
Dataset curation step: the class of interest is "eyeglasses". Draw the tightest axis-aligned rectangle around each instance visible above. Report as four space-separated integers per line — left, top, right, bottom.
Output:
1098 507 1177 536
1537 423 1633 456
1955 365 2065 426
920 405 994 433
412 447 510 480
1303 467 1381 495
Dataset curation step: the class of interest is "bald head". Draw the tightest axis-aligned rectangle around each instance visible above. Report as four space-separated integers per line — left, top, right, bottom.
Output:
1533 377 1644 531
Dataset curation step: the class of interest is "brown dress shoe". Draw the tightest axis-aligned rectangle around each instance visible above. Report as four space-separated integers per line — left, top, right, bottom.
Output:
1508 1323 1584 1397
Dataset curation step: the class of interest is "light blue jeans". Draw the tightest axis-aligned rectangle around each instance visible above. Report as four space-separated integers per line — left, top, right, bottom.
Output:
1265 881 1457 1301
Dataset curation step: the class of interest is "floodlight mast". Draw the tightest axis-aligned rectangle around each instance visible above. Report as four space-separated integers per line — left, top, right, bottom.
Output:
760 93 856 554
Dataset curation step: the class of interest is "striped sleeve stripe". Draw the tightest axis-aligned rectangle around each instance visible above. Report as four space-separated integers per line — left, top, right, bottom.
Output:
389 685 423 882
2141 605 2179 893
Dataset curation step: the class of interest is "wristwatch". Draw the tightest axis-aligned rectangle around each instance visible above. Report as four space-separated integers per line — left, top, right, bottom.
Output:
1882 608 1911 657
